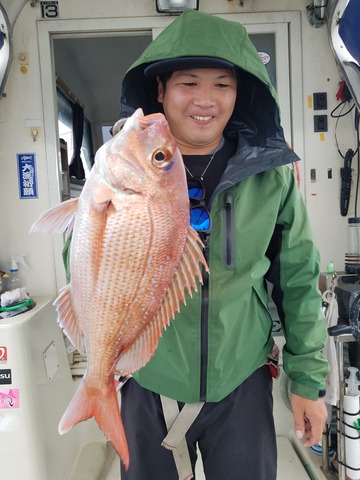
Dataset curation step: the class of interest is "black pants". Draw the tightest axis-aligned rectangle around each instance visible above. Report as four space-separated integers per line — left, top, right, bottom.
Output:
120 366 276 480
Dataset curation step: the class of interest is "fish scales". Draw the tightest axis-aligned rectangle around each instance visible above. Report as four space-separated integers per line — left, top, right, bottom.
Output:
73 197 182 361
30 108 208 470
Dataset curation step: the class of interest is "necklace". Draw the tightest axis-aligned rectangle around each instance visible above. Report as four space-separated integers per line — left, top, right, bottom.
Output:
185 151 216 180
184 138 225 180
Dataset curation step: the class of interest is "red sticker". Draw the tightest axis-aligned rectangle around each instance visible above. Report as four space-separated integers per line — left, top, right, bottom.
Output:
0 346 7 362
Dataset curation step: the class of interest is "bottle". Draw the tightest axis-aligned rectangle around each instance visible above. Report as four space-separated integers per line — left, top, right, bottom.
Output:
327 261 335 274
8 255 28 291
344 367 360 479
325 261 335 290
346 366 360 396
0 271 9 295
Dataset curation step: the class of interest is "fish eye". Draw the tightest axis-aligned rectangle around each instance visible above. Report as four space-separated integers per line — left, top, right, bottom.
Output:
152 148 173 169
154 151 165 161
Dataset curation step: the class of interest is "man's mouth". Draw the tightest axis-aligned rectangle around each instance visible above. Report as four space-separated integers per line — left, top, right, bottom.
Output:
191 115 213 121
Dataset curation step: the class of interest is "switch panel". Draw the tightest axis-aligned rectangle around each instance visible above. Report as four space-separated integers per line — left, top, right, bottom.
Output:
314 115 328 132
313 92 327 110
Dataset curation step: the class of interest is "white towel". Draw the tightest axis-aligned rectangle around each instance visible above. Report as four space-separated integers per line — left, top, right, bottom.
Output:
0 287 29 307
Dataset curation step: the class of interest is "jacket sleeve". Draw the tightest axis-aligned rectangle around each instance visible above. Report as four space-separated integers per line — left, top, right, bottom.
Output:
265 167 329 400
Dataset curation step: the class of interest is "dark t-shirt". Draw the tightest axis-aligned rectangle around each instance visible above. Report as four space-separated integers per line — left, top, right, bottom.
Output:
182 137 236 205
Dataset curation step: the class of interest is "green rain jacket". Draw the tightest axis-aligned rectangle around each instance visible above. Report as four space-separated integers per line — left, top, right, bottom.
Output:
121 10 328 403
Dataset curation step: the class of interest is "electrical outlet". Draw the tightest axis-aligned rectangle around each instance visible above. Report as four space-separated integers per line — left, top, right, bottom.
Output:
314 115 328 132
313 92 327 110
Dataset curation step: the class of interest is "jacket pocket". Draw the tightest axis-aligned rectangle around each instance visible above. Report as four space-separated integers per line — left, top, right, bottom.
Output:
222 192 235 269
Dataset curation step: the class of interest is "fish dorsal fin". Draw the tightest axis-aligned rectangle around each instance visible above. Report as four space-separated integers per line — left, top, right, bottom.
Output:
54 284 86 355
115 227 208 375
30 197 78 235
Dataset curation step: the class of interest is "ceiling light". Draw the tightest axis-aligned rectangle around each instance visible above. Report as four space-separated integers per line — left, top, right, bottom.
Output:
156 0 199 14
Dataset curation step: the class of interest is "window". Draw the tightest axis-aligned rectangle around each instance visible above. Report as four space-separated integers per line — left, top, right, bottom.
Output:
101 125 113 144
57 90 94 179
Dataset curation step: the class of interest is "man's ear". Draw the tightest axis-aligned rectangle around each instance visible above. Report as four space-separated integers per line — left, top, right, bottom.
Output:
157 76 164 103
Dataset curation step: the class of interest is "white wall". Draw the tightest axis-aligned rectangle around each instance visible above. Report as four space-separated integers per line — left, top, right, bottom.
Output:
0 0 355 298
300 10 355 275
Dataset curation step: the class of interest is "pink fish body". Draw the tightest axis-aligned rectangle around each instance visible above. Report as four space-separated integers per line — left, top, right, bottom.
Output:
31 109 208 469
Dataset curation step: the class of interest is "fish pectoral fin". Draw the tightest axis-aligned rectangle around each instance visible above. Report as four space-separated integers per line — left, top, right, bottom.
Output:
115 226 209 376
53 284 85 355
30 197 79 235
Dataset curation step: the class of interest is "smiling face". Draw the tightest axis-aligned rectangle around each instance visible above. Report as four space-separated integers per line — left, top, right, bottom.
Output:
157 68 237 155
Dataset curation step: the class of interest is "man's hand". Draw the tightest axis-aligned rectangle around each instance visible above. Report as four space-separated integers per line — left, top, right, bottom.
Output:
290 393 328 447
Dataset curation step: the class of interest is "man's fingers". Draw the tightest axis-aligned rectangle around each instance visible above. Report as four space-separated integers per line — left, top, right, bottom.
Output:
290 394 328 447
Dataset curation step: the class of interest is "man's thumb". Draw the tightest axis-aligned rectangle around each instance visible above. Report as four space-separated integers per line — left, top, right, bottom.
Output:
291 394 306 439
293 413 305 439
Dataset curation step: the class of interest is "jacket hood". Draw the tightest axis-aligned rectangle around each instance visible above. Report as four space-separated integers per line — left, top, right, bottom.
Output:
120 10 289 150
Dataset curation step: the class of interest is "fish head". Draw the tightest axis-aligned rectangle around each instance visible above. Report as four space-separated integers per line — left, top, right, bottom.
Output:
96 109 188 203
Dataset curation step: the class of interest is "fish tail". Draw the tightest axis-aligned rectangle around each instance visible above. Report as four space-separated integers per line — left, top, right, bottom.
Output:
58 378 130 470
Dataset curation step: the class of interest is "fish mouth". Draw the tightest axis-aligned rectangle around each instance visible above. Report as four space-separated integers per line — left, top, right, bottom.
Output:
138 113 167 128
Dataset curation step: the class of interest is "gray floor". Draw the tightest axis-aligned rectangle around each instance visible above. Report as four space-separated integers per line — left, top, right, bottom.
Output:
70 435 325 480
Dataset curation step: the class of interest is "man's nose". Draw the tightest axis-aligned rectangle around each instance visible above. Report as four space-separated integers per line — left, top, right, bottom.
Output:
193 87 215 107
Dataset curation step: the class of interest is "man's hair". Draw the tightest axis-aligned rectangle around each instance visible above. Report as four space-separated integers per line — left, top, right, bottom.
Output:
157 72 173 93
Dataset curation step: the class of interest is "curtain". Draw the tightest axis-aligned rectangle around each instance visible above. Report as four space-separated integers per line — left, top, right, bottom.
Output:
69 103 85 179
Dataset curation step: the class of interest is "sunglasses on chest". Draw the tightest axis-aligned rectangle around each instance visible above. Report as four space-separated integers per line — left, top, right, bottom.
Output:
187 178 211 234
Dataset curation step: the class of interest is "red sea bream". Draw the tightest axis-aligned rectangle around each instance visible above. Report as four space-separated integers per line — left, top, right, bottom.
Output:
30 109 208 469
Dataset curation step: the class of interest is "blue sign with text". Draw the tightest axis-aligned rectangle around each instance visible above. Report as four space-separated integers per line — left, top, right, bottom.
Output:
17 153 38 199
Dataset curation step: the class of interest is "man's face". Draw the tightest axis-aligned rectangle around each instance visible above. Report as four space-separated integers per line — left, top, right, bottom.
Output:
157 68 237 154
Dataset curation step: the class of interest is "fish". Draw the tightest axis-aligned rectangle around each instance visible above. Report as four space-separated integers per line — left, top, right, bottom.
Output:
30 108 208 470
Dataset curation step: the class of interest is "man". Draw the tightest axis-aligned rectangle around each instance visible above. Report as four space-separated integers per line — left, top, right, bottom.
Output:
117 10 329 479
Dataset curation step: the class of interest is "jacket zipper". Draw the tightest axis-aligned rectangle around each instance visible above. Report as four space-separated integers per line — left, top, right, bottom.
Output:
223 192 235 269
199 194 234 400
200 236 210 401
